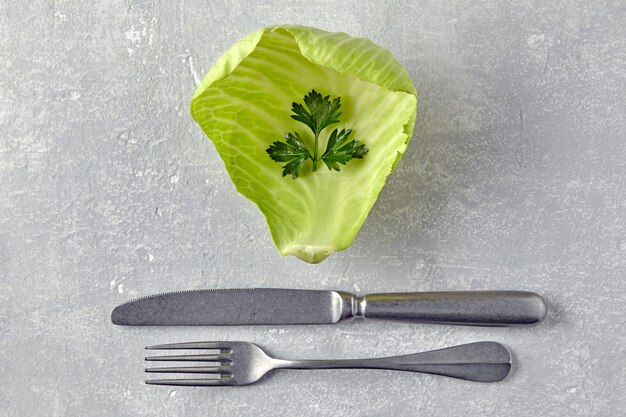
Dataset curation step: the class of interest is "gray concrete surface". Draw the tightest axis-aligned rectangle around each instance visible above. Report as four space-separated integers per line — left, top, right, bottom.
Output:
1 0 625 416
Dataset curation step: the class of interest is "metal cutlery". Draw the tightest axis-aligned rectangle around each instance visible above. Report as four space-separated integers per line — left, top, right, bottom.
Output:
144 341 512 386
112 288 547 327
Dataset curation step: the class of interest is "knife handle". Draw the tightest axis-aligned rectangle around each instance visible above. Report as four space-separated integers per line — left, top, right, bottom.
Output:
356 291 547 326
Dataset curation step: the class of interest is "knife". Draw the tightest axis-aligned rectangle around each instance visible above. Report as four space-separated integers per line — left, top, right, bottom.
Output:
111 288 547 327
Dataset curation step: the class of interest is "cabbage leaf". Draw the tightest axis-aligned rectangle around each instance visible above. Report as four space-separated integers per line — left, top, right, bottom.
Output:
191 25 417 263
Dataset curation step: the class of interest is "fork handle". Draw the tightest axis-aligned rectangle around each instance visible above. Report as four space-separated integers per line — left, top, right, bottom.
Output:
276 342 511 382
355 291 546 326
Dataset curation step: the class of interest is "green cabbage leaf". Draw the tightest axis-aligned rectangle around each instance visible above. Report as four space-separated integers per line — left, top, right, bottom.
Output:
191 25 417 263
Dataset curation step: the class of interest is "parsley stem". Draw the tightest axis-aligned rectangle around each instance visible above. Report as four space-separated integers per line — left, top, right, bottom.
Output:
312 131 319 171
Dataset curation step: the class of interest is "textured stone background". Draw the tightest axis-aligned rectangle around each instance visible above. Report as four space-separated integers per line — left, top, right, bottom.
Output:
1 0 625 416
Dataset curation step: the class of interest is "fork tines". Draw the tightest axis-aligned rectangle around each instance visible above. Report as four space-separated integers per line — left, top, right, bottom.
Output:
145 341 233 386
146 341 232 351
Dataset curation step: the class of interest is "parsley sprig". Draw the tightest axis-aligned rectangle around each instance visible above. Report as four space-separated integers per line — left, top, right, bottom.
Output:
266 89 368 178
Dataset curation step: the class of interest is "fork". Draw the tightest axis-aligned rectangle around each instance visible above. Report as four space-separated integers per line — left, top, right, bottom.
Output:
144 341 511 386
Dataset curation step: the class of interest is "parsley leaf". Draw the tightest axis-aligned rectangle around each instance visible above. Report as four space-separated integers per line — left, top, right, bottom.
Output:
290 89 342 136
266 89 367 178
266 132 312 178
321 128 369 171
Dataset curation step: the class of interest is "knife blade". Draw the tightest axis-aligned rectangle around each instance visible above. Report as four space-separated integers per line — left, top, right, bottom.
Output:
111 288 547 327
